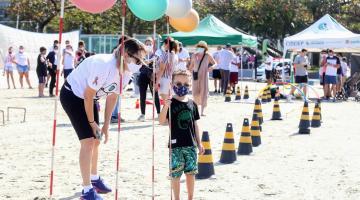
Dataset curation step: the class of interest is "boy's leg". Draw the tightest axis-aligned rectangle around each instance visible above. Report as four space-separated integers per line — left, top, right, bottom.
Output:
185 174 195 200
172 178 181 200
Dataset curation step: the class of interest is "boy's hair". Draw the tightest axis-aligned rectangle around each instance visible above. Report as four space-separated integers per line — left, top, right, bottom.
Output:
172 70 190 82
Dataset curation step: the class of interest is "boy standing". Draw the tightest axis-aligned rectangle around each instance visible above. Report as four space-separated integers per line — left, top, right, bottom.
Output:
324 50 340 102
159 70 204 200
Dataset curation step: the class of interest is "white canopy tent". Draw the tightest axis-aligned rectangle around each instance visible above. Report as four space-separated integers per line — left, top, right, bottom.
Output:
284 14 360 54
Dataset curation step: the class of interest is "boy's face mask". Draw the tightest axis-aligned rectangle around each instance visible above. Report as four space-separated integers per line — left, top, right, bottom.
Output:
173 82 190 97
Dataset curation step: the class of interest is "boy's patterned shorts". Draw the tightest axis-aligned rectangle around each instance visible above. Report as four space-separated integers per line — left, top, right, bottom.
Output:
170 146 198 178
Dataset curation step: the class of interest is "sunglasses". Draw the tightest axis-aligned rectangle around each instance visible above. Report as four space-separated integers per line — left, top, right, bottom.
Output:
175 82 190 88
128 54 143 65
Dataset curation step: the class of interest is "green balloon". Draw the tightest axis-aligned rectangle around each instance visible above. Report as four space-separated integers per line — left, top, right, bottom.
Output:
127 0 169 21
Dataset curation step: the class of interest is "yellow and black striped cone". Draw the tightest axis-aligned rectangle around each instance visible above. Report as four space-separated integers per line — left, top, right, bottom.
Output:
271 96 282 120
243 85 249 99
267 88 272 102
251 113 261 147
219 123 237 164
298 101 311 134
196 131 215 179
235 86 241 100
237 118 253 155
253 98 263 131
225 87 231 102
311 103 321 128
261 89 268 103
317 99 322 123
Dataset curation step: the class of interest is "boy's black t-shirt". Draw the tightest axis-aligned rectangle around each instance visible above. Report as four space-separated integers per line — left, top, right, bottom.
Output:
167 98 200 148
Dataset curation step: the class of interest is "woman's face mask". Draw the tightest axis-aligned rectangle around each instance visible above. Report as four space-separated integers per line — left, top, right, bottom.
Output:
196 48 205 54
19 49 24 53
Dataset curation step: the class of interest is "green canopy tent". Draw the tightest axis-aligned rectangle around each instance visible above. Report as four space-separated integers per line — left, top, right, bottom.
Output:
167 15 257 47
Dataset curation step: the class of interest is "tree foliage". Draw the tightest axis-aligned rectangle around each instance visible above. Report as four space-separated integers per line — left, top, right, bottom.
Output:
6 0 360 41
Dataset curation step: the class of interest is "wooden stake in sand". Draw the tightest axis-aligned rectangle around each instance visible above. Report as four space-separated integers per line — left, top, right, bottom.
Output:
49 0 64 198
115 1 126 199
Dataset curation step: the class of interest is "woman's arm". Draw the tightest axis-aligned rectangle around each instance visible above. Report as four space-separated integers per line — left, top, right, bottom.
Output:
207 54 217 71
101 93 118 143
156 60 166 84
84 86 98 137
188 55 195 72
27 58 30 70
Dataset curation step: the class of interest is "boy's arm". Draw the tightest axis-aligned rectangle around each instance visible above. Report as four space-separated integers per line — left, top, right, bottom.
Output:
159 100 170 125
194 121 204 154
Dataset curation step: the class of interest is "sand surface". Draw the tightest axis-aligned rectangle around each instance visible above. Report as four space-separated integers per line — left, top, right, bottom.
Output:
1 71 360 200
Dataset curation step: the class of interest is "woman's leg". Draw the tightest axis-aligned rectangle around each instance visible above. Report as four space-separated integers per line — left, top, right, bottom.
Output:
24 71 32 88
91 139 100 176
214 79 217 91
172 177 181 200
9 71 16 89
149 82 161 114
185 174 195 200
80 138 95 186
6 71 10 89
49 70 56 96
138 75 148 115
19 72 24 88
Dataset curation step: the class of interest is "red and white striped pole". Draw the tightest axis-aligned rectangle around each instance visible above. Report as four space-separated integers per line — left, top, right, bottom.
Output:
115 1 126 199
151 21 157 200
49 0 65 198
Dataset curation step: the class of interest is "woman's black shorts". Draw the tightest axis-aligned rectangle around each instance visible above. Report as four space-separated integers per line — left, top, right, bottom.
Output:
212 69 221 79
60 82 99 140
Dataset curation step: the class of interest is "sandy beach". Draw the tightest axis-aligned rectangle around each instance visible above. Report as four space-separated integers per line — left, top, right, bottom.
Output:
1 71 360 200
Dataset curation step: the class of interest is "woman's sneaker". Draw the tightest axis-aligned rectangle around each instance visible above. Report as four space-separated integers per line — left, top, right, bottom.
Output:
91 177 112 194
80 188 102 200
137 114 145 122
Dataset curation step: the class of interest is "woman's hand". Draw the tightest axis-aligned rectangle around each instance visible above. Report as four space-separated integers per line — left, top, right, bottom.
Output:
90 122 101 138
101 124 109 144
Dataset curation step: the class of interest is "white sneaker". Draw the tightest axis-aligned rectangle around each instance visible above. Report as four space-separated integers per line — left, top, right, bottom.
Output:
287 95 293 102
137 114 145 122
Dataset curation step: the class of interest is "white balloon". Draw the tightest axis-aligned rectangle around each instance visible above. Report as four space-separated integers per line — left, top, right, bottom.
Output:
166 0 192 18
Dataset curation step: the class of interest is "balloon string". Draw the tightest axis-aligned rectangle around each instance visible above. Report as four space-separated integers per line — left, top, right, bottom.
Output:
49 0 64 198
115 1 126 200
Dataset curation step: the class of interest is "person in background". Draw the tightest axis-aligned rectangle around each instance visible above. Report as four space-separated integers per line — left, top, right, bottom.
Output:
13 45 32 89
159 70 204 200
3 46 16 89
36 47 48 97
75 40 87 67
189 41 216 116
248 53 255 69
156 37 179 101
324 49 340 102
176 42 190 71
62 44 75 79
46 40 59 87
212 46 222 93
336 53 344 93
218 43 235 95
319 49 328 98
229 49 240 94
137 37 161 122
263 52 273 85
340 57 349 88
288 49 309 101
46 45 59 97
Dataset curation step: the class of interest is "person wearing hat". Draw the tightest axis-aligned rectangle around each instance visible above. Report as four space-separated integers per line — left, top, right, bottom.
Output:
218 43 236 95
60 38 146 199
176 42 190 71
189 41 217 116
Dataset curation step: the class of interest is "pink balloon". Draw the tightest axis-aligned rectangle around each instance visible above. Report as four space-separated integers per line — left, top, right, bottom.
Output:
70 0 117 14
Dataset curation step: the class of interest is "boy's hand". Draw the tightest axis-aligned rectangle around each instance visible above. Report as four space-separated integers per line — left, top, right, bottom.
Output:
198 144 205 155
164 99 172 107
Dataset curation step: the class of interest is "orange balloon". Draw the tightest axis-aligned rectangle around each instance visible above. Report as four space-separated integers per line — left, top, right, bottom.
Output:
169 9 199 32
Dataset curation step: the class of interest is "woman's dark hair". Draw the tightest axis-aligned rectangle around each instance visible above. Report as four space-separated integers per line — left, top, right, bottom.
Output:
40 47 46 52
163 37 179 53
114 38 146 60
118 35 130 45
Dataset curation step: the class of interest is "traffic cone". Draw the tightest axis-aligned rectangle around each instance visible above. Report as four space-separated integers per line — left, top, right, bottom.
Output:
317 99 322 123
267 88 272 102
237 118 253 155
271 96 282 120
298 101 311 134
243 85 249 99
135 99 140 109
224 87 231 102
261 89 267 103
253 98 263 130
251 113 261 147
235 86 241 100
196 131 215 179
219 123 237 164
311 103 321 128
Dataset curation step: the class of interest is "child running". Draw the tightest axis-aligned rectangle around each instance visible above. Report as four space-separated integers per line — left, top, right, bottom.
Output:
159 70 205 200
3 47 16 89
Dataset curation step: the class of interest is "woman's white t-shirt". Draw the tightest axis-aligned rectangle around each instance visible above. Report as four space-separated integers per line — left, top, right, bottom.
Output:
4 54 14 67
63 51 75 69
15 52 29 66
230 57 239 72
67 54 132 99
